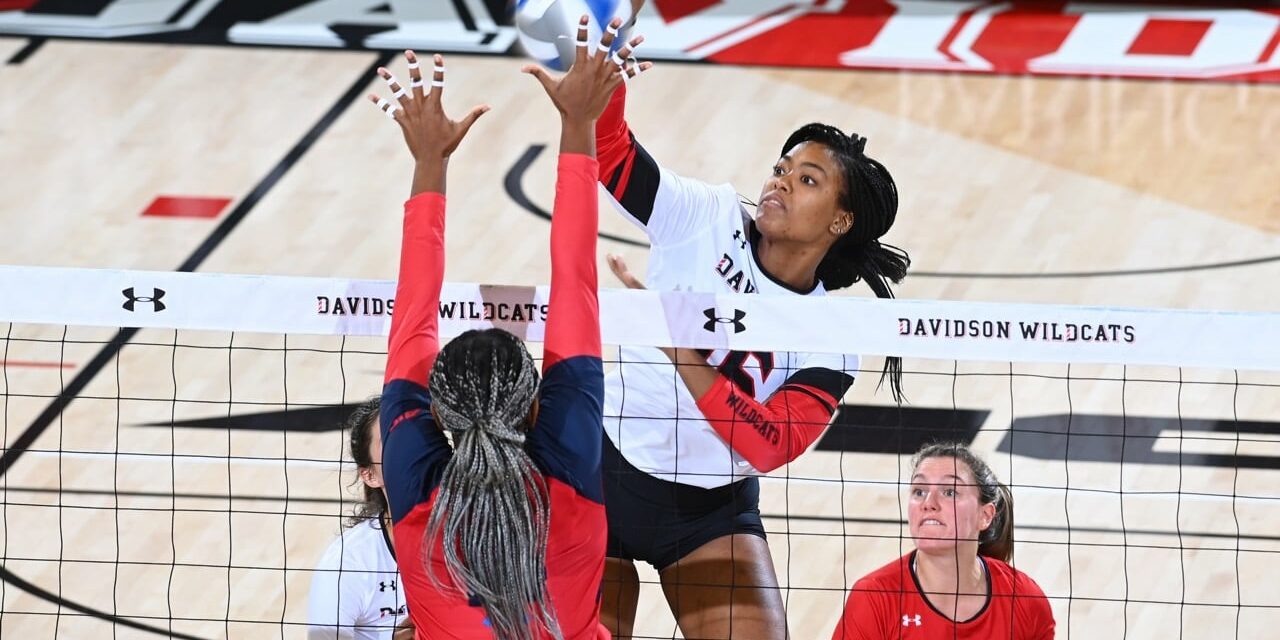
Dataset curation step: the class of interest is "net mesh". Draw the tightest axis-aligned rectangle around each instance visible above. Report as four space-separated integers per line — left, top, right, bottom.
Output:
1 267 1278 639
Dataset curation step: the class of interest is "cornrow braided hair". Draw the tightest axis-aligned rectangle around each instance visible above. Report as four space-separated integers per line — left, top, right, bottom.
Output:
345 396 388 527
424 329 559 640
781 123 911 403
912 442 1015 562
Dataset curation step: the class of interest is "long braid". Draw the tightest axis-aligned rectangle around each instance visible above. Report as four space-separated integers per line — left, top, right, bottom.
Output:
781 123 911 403
425 329 560 640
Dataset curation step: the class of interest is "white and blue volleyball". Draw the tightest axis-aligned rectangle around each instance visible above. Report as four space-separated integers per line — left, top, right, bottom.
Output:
514 0 633 71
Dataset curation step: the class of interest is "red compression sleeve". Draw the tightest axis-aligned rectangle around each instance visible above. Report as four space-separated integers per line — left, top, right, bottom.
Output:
597 84 633 189
695 376 840 473
383 193 445 386
543 153 602 371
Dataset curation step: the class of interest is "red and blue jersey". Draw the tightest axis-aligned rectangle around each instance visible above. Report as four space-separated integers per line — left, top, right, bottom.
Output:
379 154 608 639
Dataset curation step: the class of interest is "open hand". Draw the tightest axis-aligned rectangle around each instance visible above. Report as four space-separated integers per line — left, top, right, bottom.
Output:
368 51 489 161
523 16 652 123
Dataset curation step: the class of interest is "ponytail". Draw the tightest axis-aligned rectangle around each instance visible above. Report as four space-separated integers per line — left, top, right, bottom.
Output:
425 329 560 640
782 124 911 403
978 481 1015 563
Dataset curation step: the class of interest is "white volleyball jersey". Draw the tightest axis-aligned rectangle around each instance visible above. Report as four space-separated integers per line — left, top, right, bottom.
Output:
307 518 408 639
601 153 859 489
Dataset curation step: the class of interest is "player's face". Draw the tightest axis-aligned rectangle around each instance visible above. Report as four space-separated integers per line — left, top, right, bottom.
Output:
755 142 852 246
907 456 995 554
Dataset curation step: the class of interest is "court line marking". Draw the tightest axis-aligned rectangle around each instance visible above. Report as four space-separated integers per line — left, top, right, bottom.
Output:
5 36 44 65
504 144 1280 278
0 48 396 640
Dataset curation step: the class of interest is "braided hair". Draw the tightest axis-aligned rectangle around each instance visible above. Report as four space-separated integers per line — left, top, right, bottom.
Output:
345 396 388 527
424 328 558 640
912 442 1015 562
780 123 911 402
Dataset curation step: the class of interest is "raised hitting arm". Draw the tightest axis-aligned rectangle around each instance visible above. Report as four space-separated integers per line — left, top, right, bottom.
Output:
524 16 649 370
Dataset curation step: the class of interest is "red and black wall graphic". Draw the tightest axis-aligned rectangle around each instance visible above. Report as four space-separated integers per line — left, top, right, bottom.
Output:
3 1 1279 82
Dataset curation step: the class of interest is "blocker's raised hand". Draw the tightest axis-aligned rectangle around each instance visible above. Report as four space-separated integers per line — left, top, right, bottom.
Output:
368 51 489 160
523 15 652 123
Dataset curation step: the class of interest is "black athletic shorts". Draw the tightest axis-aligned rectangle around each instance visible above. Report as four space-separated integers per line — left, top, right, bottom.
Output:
602 434 766 571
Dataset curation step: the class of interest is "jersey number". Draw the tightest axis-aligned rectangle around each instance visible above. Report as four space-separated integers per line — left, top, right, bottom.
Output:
700 350 774 397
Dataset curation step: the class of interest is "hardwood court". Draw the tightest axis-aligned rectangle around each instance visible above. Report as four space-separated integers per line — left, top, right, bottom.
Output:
1 35 1278 639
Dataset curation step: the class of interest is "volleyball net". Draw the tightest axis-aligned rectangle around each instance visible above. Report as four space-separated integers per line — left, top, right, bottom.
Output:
1 265 1277 638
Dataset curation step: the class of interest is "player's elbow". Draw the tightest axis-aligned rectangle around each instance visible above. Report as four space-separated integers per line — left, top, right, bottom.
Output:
743 449 789 473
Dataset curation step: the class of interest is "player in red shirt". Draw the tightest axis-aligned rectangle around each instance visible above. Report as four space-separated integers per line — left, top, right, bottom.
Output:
368 23 649 639
832 443 1055 639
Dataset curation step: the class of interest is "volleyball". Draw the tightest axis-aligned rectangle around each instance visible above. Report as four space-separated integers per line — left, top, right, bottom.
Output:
514 0 634 71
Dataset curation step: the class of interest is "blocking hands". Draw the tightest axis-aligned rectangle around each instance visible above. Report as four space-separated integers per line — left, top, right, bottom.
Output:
368 51 490 161
523 15 652 123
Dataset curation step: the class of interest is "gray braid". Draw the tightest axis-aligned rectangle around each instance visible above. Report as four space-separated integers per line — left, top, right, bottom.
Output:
425 330 560 640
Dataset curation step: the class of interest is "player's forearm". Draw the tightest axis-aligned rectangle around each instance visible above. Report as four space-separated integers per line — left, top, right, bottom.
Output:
663 347 719 399
695 376 834 472
410 156 448 197
560 117 596 157
544 153 602 366
597 85 630 178
384 194 445 385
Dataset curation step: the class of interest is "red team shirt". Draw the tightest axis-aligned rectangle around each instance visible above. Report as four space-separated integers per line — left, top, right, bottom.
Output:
833 552 1055 640
379 154 609 639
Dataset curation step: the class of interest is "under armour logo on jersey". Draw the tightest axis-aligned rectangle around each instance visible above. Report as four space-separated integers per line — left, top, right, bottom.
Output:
732 229 748 249
378 579 396 592
703 308 747 334
903 614 922 626
122 287 166 312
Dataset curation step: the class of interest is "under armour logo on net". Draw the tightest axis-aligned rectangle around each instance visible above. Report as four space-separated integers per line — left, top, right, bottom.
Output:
902 614 922 627
703 308 747 334
122 287 166 312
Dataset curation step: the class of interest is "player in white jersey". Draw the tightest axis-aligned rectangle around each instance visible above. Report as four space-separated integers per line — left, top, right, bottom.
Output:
307 399 411 639
590 7 911 639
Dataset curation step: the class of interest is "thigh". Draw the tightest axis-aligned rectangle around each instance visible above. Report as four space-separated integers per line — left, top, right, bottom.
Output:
658 534 788 640
601 557 640 639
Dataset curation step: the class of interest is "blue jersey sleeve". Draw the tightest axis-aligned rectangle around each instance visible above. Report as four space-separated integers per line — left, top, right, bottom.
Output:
526 356 604 504
380 378 451 525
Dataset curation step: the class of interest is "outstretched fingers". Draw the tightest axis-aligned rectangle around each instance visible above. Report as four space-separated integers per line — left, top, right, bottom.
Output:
573 15 589 69
367 93 401 121
596 16 622 59
522 64 558 97
377 67 411 110
428 54 446 100
618 59 653 84
457 104 491 139
613 34 644 67
405 50 425 100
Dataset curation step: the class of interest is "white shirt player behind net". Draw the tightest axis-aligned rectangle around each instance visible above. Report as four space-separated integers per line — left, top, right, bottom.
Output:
307 518 407 639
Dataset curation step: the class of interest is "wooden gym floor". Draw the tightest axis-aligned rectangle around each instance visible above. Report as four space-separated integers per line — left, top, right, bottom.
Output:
1 37 1278 638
